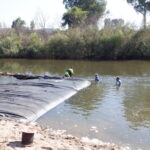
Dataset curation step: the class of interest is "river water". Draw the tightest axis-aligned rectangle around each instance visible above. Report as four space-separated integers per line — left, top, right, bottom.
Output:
0 59 150 150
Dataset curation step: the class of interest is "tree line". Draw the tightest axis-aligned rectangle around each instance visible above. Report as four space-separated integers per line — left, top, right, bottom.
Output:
0 0 150 60
0 25 150 60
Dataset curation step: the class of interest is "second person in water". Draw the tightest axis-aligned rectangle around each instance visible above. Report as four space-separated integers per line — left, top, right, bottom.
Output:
115 76 121 86
95 74 100 82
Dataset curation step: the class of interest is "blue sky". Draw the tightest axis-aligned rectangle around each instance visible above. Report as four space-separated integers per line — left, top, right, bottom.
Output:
0 0 143 28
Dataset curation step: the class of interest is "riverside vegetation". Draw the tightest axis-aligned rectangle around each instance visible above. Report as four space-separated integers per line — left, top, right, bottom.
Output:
0 25 150 60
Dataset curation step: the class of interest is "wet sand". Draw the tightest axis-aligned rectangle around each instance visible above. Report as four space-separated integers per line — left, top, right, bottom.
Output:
0 119 130 150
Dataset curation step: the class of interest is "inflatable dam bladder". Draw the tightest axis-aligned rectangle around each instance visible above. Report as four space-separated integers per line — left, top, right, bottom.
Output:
0 76 91 122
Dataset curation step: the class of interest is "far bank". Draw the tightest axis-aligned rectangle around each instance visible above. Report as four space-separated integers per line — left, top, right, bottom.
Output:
0 27 150 60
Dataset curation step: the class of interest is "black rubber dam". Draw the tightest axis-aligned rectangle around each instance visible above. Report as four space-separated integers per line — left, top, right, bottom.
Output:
0 75 91 122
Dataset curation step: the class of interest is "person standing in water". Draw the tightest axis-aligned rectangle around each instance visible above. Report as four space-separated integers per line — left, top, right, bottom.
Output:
115 77 121 86
95 74 100 82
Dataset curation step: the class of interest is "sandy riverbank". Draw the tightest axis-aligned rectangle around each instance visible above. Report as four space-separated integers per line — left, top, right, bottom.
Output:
0 119 130 150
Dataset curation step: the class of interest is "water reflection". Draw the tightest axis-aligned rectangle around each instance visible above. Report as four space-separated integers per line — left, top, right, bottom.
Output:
123 78 150 128
0 59 150 77
65 83 105 116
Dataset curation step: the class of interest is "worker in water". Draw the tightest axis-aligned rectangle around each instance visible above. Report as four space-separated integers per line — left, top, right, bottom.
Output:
64 67 74 78
64 71 70 78
95 73 100 82
115 76 121 86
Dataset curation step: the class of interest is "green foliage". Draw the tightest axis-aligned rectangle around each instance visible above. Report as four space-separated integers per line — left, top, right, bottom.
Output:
46 33 69 59
19 33 43 58
30 20 35 30
77 0 106 24
106 33 123 59
0 25 150 60
132 29 150 58
62 7 88 28
11 17 25 29
11 17 26 35
0 34 20 57
45 27 125 60
63 0 106 26
46 29 85 59
65 29 86 59
118 28 150 59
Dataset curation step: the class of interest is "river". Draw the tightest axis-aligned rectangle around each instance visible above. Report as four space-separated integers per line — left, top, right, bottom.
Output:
0 59 150 150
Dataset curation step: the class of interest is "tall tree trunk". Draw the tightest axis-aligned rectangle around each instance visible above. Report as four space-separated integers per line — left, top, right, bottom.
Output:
143 7 146 29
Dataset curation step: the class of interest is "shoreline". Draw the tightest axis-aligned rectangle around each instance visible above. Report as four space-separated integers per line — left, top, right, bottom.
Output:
0 119 130 150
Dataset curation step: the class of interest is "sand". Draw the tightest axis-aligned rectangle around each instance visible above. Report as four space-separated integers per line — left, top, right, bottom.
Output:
0 119 131 150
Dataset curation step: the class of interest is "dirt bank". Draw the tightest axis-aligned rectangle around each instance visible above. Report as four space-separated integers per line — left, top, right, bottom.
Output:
0 119 130 150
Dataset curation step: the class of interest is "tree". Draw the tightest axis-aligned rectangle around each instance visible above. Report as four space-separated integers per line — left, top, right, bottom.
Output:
77 0 106 24
30 20 35 30
63 0 106 25
62 6 88 28
104 18 124 28
11 17 26 34
127 0 150 28
11 17 25 29
63 0 78 9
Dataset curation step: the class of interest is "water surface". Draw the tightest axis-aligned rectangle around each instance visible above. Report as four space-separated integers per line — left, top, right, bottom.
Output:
0 59 150 150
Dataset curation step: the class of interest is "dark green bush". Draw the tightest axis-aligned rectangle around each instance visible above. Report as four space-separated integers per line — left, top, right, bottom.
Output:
0 26 149 60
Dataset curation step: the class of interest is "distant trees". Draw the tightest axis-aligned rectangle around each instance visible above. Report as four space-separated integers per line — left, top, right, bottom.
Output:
127 0 150 28
1 1 150 60
62 0 106 27
1 23 150 60
104 18 124 28
11 17 25 29
30 20 35 31
11 17 26 34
